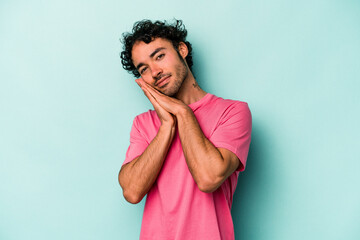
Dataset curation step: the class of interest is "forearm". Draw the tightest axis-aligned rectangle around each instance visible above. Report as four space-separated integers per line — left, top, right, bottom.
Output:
119 123 175 203
176 108 233 192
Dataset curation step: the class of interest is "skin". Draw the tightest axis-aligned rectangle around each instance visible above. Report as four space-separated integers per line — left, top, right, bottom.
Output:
118 38 240 204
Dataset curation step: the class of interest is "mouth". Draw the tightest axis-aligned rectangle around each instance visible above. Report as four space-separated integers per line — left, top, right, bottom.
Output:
155 75 171 88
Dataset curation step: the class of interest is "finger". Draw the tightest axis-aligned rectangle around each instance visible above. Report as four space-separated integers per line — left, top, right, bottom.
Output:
139 83 170 115
135 79 156 100
136 78 163 99
140 84 158 106
136 78 179 114
142 85 174 122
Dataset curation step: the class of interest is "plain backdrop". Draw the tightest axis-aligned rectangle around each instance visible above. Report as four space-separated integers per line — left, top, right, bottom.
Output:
1 0 359 239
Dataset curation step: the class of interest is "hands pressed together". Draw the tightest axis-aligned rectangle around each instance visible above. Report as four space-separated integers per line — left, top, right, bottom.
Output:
120 78 241 196
135 78 190 127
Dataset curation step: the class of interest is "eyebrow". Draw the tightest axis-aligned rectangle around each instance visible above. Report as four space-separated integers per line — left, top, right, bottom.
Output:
150 47 166 58
135 47 166 70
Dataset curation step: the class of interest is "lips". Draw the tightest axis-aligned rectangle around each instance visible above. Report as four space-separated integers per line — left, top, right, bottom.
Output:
156 75 171 87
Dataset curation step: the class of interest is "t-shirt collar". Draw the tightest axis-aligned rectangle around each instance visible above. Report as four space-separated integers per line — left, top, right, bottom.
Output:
188 93 213 111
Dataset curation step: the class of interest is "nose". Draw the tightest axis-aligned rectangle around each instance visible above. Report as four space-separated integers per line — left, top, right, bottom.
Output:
151 64 162 80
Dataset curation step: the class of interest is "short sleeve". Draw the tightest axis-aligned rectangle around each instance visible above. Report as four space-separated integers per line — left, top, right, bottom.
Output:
123 116 149 166
209 102 252 171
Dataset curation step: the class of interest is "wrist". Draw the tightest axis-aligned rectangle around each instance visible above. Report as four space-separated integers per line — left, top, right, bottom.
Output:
159 120 176 139
174 105 192 117
160 116 176 129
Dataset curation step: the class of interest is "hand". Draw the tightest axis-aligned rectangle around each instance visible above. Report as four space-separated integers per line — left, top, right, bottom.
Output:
135 78 176 127
135 78 189 117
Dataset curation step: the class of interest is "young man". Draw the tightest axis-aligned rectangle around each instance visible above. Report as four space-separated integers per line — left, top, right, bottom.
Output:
118 19 252 240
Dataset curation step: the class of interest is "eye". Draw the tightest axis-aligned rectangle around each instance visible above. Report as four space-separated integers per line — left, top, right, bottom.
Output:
156 54 165 60
140 67 148 74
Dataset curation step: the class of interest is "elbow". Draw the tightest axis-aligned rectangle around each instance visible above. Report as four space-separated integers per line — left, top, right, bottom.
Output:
120 178 144 204
198 185 217 193
123 190 143 204
196 177 222 193
198 184 219 193
118 172 143 204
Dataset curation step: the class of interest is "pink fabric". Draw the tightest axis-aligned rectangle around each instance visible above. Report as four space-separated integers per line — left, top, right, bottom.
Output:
123 93 252 240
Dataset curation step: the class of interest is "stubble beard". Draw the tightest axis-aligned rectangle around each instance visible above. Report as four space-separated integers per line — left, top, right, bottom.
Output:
163 57 188 97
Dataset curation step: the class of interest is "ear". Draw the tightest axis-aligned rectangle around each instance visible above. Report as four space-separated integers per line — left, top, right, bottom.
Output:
178 42 188 59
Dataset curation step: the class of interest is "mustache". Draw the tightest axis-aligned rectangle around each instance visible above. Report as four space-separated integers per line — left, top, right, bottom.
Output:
155 73 171 82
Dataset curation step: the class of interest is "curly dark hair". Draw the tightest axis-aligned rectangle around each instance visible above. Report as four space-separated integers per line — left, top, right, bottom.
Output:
120 19 193 78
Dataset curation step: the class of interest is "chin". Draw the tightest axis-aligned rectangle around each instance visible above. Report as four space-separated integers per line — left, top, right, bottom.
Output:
162 91 175 97
160 77 184 97
164 87 180 97
158 85 177 97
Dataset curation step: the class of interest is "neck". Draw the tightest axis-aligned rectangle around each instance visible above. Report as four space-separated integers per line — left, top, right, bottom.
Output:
175 71 207 105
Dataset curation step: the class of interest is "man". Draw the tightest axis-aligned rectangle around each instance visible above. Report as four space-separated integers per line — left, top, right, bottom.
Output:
118 19 252 240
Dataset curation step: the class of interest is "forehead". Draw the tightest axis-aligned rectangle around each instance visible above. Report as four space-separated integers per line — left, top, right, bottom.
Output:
131 38 174 64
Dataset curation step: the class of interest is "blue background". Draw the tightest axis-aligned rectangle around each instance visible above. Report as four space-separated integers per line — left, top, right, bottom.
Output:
1 0 359 239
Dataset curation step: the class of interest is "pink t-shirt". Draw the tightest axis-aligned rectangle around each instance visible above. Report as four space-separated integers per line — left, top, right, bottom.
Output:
123 93 252 240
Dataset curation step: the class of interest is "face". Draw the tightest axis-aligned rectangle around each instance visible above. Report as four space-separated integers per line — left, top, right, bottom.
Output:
131 38 189 96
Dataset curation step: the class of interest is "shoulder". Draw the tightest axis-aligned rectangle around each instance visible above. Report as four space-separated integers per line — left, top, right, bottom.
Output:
131 109 160 138
133 109 158 124
209 94 250 115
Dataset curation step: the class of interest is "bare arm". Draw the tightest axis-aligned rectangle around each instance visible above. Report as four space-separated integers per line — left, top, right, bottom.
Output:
119 122 175 204
136 78 241 193
119 80 176 204
176 108 240 192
